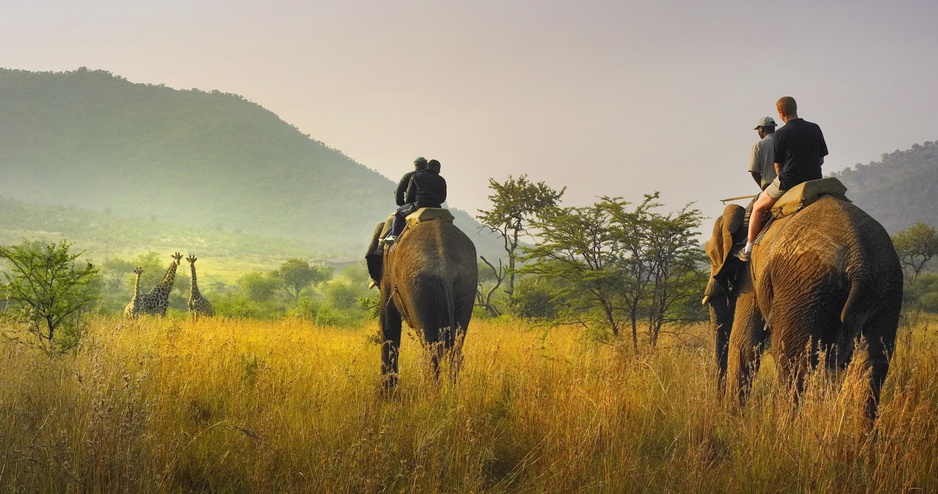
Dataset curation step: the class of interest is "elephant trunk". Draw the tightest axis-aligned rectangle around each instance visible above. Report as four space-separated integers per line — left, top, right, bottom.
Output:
706 280 734 394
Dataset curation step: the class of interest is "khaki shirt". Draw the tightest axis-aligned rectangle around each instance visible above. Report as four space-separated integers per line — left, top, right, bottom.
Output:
748 133 776 190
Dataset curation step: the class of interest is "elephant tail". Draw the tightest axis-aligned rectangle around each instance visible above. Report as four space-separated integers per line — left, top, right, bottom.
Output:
442 277 458 337
840 268 871 342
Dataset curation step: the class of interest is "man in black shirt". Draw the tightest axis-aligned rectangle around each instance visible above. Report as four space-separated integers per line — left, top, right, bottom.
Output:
740 96 828 260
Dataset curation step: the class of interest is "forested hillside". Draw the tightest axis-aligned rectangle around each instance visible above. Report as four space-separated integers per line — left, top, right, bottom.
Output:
830 140 938 233
0 68 493 257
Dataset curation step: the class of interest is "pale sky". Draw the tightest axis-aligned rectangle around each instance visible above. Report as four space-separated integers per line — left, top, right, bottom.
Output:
4 0 937 229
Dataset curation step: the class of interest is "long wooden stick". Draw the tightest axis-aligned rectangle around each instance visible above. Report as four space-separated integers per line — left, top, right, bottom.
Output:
720 194 757 204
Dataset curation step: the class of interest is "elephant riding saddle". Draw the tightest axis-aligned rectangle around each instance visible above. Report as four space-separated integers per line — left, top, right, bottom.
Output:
404 207 455 229
770 177 849 220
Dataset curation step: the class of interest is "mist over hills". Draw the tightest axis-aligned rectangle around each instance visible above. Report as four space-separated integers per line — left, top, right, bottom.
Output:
0 67 496 258
1 66 935 265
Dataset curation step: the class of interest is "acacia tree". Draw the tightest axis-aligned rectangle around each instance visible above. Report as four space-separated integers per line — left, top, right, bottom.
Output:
892 222 938 285
0 240 99 353
599 195 659 349
641 202 705 346
476 174 564 305
520 203 627 337
273 258 333 303
520 194 706 352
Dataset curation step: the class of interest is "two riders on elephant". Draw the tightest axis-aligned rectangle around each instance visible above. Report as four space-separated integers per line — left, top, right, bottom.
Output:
704 97 902 424
364 157 477 391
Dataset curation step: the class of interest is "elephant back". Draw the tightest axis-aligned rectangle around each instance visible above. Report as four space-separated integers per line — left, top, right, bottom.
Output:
384 219 478 333
755 195 902 314
390 219 477 273
405 207 455 230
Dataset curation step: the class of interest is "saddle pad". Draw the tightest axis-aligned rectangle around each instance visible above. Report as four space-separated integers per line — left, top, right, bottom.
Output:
771 177 849 219
405 207 455 229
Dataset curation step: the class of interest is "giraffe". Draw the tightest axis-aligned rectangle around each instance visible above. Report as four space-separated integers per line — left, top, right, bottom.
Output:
123 267 144 318
186 255 214 318
137 252 183 317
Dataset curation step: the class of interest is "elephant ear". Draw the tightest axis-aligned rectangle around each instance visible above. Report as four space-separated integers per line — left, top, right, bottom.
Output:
706 204 746 281
365 222 386 283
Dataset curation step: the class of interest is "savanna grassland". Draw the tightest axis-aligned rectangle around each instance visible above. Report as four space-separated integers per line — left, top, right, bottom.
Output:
1 315 936 493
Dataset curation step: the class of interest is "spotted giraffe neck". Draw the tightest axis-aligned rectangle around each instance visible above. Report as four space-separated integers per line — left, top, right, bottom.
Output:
151 254 182 296
189 259 201 297
132 269 142 301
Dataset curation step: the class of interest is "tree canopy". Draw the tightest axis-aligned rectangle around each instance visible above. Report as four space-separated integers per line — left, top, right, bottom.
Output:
892 222 938 285
518 193 704 350
476 174 565 305
273 258 333 303
0 240 99 352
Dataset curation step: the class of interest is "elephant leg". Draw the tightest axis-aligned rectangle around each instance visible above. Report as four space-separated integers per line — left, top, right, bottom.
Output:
453 324 469 383
771 297 838 407
862 335 893 424
439 322 467 384
855 304 899 424
380 305 403 393
419 325 464 384
772 340 811 408
726 294 766 406
414 317 444 382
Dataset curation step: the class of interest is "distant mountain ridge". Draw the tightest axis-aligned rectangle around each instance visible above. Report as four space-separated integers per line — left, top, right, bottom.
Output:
829 140 938 233
1 67 933 260
0 67 496 257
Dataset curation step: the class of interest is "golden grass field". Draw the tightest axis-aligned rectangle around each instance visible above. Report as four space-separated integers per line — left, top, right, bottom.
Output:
1 314 936 493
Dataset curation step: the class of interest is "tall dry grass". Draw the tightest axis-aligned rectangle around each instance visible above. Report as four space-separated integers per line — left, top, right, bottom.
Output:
0 314 936 493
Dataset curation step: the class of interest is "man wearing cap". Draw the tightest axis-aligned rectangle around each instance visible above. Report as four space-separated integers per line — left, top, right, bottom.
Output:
395 157 427 206
740 96 828 261
748 116 777 190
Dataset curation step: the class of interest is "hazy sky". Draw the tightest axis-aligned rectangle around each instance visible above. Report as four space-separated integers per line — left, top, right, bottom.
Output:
4 0 937 228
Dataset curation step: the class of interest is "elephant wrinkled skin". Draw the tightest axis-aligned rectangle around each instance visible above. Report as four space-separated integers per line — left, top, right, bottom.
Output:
374 217 478 390
704 195 902 422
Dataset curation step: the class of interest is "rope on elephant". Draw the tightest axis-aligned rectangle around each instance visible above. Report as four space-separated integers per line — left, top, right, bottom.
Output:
385 283 399 308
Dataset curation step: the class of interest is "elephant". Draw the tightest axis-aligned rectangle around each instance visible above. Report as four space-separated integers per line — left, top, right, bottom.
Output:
704 190 903 423
369 212 478 391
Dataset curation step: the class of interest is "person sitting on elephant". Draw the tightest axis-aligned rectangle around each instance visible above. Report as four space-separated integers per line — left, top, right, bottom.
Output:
748 116 777 190
383 158 447 244
742 116 778 232
395 156 427 206
740 96 828 261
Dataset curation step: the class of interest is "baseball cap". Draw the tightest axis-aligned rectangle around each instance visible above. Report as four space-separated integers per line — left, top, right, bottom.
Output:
754 116 776 129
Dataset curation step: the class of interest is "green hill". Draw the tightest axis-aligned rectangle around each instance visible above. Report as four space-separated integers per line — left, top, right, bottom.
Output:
829 141 938 233
0 67 497 258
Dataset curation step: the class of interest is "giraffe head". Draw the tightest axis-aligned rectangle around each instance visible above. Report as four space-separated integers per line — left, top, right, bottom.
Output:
172 252 183 265
187 254 198 264
134 267 144 276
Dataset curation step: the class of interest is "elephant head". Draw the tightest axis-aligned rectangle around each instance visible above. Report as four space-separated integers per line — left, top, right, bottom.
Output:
377 216 478 391
704 196 903 424
703 204 747 392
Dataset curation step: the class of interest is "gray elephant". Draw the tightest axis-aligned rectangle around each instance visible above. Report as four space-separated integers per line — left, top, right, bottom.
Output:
704 186 902 423
370 211 478 391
